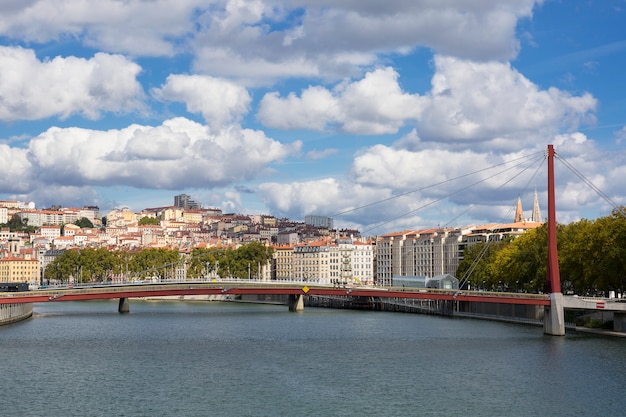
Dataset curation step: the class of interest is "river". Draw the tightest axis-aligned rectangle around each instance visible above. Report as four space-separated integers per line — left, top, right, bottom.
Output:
1 300 625 416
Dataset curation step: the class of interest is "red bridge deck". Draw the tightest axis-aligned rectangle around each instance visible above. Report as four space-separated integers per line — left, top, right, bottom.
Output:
0 281 551 306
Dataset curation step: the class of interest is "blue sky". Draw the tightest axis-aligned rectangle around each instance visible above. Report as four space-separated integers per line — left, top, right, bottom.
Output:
1 0 625 234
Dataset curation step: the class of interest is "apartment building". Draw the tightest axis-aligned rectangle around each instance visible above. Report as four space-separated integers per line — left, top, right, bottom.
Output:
0 255 40 284
0 242 40 284
376 231 414 286
399 228 466 278
273 245 295 280
0 207 7 224
282 237 375 285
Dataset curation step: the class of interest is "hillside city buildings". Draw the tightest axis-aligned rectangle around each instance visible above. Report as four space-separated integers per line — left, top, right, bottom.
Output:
0 193 543 287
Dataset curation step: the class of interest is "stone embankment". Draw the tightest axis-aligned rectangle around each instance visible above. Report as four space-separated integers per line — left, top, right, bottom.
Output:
0 303 33 325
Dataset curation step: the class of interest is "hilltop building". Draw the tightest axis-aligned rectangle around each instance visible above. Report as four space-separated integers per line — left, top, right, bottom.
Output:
304 215 334 230
174 194 200 210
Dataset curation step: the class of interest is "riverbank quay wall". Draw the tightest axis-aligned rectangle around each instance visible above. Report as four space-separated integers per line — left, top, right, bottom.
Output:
0 303 33 325
304 295 543 322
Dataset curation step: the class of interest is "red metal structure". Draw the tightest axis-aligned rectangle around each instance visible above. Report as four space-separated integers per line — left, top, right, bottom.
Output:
0 282 550 306
546 144 561 294
543 144 565 335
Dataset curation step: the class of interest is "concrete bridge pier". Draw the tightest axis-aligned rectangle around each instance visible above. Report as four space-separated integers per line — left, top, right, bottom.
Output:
543 292 565 336
614 312 626 332
118 297 130 314
288 294 304 312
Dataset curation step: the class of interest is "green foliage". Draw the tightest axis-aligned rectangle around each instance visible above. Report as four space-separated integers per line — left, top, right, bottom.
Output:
44 241 274 283
129 248 181 279
458 206 626 295
75 217 94 228
186 242 273 279
1 214 37 233
44 249 80 283
138 216 160 226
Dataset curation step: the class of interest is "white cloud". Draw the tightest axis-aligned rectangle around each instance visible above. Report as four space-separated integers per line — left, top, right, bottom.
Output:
0 1 539 81
416 56 597 148
21 117 301 191
258 56 597 145
192 0 538 81
259 177 390 220
0 46 144 121
152 74 252 130
0 144 32 193
221 191 244 213
258 130 626 232
258 67 425 134
258 87 338 131
16 185 103 211
0 0 205 56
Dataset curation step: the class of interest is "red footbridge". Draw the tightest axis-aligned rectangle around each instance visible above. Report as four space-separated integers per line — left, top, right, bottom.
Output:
1 279 625 332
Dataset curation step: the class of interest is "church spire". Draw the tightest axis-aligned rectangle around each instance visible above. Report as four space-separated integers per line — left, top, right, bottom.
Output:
514 196 524 223
531 188 542 222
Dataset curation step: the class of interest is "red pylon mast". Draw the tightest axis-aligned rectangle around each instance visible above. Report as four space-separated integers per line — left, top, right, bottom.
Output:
546 144 561 294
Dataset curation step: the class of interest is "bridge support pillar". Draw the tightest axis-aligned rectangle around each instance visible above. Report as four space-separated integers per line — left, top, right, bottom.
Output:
288 294 304 312
118 297 130 314
543 292 565 336
614 312 626 333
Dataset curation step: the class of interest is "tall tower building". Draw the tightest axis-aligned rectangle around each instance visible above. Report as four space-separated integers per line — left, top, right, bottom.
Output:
174 194 200 210
531 188 542 222
514 196 524 223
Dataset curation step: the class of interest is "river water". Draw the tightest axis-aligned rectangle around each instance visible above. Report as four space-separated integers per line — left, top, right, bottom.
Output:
1 300 625 417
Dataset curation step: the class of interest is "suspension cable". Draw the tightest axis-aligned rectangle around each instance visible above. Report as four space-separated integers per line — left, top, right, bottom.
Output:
362 151 545 234
334 151 545 217
556 153 619 209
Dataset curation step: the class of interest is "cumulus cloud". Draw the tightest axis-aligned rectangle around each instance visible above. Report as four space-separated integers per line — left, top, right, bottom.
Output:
6 118 301 198
0 46 144 121
152 74 252 130
259 178 391 221
0 0 205 56
258 67 425 134
0 1 538 81
258 130 626 232
258 56 597 147
0 144 32 193
192 0 538 82
258 174 485 232
416 56 598 147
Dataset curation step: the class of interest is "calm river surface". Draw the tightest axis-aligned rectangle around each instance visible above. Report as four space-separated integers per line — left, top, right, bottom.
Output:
1 301 625 416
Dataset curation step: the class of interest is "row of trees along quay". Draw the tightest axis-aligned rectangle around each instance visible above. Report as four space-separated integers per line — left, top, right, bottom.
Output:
44 241 274 283
457 207 626 297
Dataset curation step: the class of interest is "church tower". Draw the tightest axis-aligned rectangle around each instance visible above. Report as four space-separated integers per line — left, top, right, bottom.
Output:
531 188 542 222
514 196 524 223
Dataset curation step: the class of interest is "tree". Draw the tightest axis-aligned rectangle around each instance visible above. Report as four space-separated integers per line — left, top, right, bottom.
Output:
75 217 94 228
3 214 36 233
78 248 115 282
129 248 181 280
138 216 160 226
186 247 227 278
45 249 81 283
457 240 508 290
457 206 626 296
